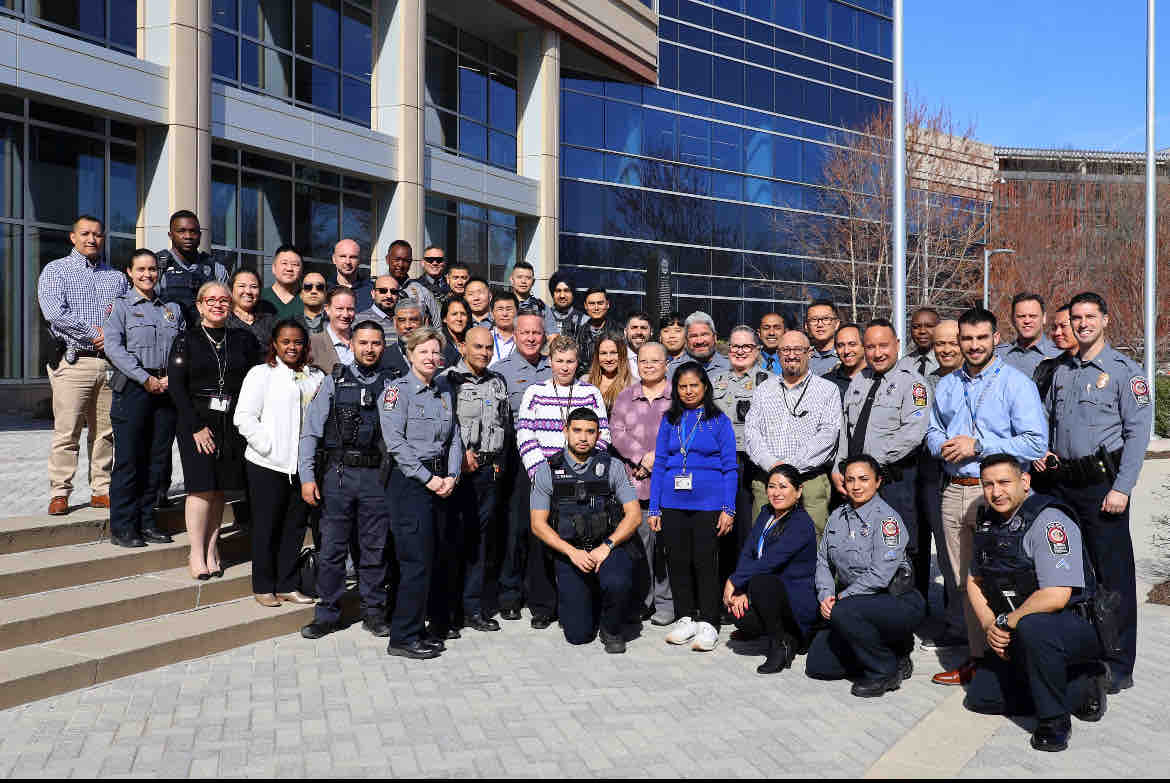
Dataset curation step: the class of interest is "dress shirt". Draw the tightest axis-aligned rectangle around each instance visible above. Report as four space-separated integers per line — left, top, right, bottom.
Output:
326 325 354 366
744 372 842 473
925 357 1047 478
995 335 1064 379
609 381 671 500
37 249 129 351
808 345 839 376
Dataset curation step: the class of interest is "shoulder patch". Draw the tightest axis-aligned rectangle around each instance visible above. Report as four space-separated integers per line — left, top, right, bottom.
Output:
383 386 398 411
1131 376 1151 406
912 382 927 407
881 517 899 548
1046 521 1070 555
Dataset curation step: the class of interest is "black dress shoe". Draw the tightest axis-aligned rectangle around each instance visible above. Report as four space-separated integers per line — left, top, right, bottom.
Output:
155 490 172 509
500 607 522 621
466 613 501 632
301 621 338 639
898 655 914 681
851 674 901 698
530 614 554 630
756 637 795 675
388 640 441 659
1107 674 1134 695
445 628 462 640
600 629 626 654
1030 717 1071 752
110 534 146 548
1074 665 1109 722
142 529 173 544
362 617 391 637
421 635 447 652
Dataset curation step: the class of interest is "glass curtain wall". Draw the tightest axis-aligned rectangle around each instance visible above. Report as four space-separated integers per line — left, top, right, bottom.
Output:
558 0 894 330
424 195 518 286
211 0 373 125
1 0 136 54
210 145 376 283
0 91 136 381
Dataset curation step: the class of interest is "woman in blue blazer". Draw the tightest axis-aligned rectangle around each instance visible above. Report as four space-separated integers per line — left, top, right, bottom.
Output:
723 463 818 674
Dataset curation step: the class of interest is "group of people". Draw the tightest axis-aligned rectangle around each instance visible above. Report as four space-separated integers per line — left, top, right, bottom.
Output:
38 210 1150 754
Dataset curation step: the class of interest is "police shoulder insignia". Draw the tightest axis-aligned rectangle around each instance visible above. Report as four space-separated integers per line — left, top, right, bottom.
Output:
1131 376 1151 406
163 308 176 321
594 461 605 477
881 517 899 547
911 382 927 407
1046 521 1070 555
382 387 398 411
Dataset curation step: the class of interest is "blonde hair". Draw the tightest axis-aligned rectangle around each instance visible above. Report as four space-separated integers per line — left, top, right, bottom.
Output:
547 333 579 358
405 326 445 354
196 281 230 302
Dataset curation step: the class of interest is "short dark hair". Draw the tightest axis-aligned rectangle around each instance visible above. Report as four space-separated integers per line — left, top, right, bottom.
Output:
492 291 519 309
978 452 1023 475
840 453 882 478
73 214 104 231
864 317 896 334
125 248 158 271
169 209 199 228
958 306 997 332
912 307 940 321
1011 292 1046 313
352 319 385 337
440 295 468 323
387 239 413 256
1069 291 1108 315
445 260 469 275
583 286 608 300
326 285 355 305
835 322 862 340
465 275 491 291
265 318 311 370
658 312 684 330
273 243 301 261
423 244 444 255
625 311 652 328
807 299 838 318
565 407 599 427
1055 302 1071 314
512 260 534 274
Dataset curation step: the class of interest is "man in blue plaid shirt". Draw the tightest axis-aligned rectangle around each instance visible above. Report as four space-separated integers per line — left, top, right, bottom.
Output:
36 214 128 515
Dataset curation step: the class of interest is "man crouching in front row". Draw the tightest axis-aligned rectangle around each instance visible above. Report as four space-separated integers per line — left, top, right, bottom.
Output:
964 453 1111 752
529 407 642 653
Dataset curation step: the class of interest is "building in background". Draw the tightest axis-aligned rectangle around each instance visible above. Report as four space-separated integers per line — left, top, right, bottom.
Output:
0 0 657 405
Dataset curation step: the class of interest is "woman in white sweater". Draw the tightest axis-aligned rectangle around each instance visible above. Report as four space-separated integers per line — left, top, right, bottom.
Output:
234 319 325 607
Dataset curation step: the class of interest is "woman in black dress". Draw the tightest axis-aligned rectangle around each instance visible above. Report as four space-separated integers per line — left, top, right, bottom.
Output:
168 281 260 579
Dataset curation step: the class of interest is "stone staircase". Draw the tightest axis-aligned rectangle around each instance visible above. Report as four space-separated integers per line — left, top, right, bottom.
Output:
0 501 319 710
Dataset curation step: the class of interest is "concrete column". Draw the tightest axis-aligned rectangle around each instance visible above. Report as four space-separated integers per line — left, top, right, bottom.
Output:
372 0 425 274
137 0 213 252
517 29 560 296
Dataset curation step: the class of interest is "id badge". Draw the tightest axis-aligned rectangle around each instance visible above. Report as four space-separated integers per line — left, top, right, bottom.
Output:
209 394 231 412
674 473 693 491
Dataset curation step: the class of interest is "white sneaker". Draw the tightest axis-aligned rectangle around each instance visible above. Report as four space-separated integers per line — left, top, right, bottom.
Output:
690 622 719 652
665 616 697 645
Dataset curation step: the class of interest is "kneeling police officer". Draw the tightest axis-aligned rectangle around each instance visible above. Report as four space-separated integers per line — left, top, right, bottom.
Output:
298 320 400 639
964 453 1111 753
529 407 642 653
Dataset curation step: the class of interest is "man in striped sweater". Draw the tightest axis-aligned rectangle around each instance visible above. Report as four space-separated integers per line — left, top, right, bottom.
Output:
513 334 611 629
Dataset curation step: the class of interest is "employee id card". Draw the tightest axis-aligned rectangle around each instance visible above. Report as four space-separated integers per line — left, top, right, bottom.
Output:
674 472 693 491
208 394 232 412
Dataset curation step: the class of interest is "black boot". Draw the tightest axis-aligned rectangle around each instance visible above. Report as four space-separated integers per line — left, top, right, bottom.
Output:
756 635 795 675
1073 664 1109 723
1030 716 1071 752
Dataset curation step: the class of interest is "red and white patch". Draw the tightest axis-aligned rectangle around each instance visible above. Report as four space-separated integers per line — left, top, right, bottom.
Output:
382 387 398 411
882 519 899 537
1046 521 1070 555
911 382 927 407
1131 376 1151 406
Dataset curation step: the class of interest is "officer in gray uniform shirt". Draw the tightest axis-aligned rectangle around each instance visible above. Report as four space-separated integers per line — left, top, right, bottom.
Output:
443 326 510 633
807 454 925 697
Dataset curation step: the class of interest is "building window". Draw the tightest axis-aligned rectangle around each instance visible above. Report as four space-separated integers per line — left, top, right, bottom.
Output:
424 195 517 286
1 0 136 54
424 15 518 172
211 144 376 283
0 92 136 381
211 0 373 125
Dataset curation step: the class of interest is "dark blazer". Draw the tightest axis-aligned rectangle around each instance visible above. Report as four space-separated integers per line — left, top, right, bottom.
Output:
309 329 341 375
728 505 819 636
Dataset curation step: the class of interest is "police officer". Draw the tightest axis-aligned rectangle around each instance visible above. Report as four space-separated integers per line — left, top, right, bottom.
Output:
381 297 423 376
298 320 400 640
103 249 184 546
155 210 228 326
381 327 464 659
385 239 440 328
963 454 1109 752
493 312 552 620
1039 291 1151 695
834 318 930 577
711 326 773 581
416 245 450 302
807 454 925 697
530 407 642 653
444 326 510 632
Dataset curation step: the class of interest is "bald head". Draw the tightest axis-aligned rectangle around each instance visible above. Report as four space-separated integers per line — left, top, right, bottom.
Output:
933 319 961 371
372 274 399 310
332 238 362 280
779 329 811 382
464 325 493 373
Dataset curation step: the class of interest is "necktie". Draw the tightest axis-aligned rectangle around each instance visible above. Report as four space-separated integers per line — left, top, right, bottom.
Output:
917 354 928 376
848 372 885 457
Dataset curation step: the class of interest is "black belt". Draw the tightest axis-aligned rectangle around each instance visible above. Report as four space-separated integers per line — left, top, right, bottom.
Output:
326 449 382 468
421 456 448 477
72 349 103 359
880 452 918 483
1052 447 1123 486
475 452 500 467
144 367 167 378
797 463 831 484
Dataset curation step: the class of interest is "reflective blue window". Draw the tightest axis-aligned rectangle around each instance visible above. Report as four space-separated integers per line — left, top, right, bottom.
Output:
772 0 801 28
678 48 712 97
643 110 678 160
712 172 742 200
743 131 773 176
714 10 744 37
678 117 710 167
605 101 642 154
713 58 744 104
746 19 772 45
804 0 829 37
713 33 745 59
711 123 741 170
745 65 773 111
773 136 802 180
562 92 604 147
659 43 680 90
830 3 856 46
804 81 831 123
563 146 604 180
678 24 713 50
746 0 773 22
803 142 830 184
678 0 713 27
605 154 644 186
775 73 804 116
561 180 606 235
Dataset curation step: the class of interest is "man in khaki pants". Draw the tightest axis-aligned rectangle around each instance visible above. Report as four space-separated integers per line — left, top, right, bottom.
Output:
924 307 1048 686
36 215 129 515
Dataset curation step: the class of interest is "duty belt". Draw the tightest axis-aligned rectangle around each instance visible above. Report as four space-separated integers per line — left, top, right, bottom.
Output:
880 452 917 484
1052 447 1123 486
475 452 500 468
144 368 167 378
421 456 448 477
326 449 382 468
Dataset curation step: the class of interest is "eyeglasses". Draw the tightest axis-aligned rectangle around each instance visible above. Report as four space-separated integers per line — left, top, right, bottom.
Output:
729 343 757 352
200 297 231 306
302 283 326 292
422 256 445 264
375 287 400 295
779 347 809 355
806 316 838 325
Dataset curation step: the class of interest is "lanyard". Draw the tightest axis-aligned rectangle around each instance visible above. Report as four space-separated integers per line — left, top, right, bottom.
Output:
493 330 513 359
757 514 780 558
962 363 1001 438
677 408 703 474
780 374 812 418
552 380 575 423
201 325 226 393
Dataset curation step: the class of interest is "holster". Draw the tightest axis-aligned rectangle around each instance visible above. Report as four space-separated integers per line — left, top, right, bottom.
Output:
108 369 129 394
1087 587 1123 658
886 563 915 596
48 337 66 371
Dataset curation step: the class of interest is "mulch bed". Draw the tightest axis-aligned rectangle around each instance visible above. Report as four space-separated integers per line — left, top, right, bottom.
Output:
1149 581 1170 605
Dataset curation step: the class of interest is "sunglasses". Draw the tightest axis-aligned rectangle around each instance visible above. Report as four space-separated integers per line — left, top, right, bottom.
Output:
375 287 400 295
302 282 326 292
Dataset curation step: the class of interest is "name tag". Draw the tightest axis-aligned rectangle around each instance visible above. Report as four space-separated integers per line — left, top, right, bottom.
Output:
674 473 693 491
208 394 232 412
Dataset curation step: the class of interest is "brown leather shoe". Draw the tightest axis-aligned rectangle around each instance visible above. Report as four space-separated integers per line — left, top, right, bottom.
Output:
932 658 978 686
48 496 69 515
276 591 315 604
89 495 110 509
254 593 280 608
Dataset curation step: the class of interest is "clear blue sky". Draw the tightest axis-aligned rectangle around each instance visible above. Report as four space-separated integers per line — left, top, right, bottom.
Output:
906 0 1167 151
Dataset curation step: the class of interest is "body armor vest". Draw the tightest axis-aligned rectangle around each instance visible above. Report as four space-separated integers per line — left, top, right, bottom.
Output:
323 365 395 454
158 250 215 322
549 452 622 548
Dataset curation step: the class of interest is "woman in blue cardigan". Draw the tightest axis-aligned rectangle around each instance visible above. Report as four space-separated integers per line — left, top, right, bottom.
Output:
648 362 738 652
723 464 818 674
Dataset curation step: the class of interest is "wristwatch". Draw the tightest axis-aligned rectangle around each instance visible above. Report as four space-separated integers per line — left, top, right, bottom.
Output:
994 613 1010 631
603 537 615 551
973 438 984 457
